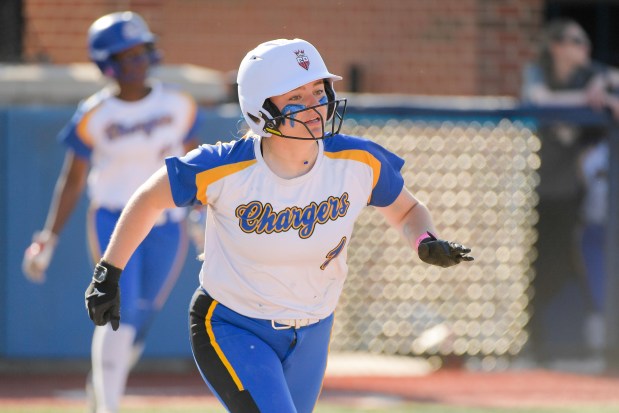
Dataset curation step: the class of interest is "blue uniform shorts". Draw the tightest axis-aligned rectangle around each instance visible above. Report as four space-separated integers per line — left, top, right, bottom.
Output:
189 288 334 413
88 207 188 341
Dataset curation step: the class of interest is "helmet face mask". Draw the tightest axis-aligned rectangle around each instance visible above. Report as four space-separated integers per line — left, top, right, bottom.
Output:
88 11 160 80
237 38 347 139
263 97 347 140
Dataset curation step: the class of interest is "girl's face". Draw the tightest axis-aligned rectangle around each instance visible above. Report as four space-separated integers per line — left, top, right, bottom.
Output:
269 80 329 139
112 43 151 85
551 24 590 67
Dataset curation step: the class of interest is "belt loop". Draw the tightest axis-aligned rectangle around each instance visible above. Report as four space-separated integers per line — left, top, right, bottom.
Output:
271 320 292 330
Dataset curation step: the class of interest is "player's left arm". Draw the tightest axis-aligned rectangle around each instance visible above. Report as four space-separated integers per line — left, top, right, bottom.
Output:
184 138 199 153
376 187 473 267
182 98 204 153
375 187 435 249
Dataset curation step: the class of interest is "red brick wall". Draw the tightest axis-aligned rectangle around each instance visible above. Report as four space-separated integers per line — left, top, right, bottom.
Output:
23 0 543 96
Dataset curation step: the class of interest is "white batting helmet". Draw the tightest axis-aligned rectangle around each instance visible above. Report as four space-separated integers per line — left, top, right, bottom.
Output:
237 38 344 138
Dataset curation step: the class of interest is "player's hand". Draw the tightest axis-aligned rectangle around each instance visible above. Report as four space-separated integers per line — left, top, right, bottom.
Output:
417 232 474 268
585 75 609 111
85 260 122 331
22 230 58 283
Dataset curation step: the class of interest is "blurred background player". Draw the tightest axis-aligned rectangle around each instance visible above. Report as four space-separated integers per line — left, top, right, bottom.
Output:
84 38 473 413
21 11 202 413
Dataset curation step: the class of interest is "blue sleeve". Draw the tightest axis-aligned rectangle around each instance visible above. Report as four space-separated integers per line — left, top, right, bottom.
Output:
184 106 205 142
325 135 405 207
367 141 405 207
165 139 254 207
165 146 209 207
56 106 92 160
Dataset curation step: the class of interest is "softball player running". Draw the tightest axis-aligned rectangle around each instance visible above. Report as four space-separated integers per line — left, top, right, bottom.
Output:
85 38 473 413
22 11 202 413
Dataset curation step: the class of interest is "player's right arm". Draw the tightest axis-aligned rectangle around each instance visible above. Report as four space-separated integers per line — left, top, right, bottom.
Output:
44 150 89 237
23 150 88 282
100 166 176 269
85 166 176 330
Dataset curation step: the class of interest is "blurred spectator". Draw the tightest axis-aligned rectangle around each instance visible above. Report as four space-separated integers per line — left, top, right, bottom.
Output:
575 69 619 355
577 137 608 353
521 18 614 361
521 18 607 108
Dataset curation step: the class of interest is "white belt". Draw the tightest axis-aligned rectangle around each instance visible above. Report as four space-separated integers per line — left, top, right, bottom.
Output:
271 318 320 330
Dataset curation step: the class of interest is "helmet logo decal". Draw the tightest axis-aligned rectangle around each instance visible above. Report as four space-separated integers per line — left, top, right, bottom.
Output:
294 50 310 70
122 21 141 39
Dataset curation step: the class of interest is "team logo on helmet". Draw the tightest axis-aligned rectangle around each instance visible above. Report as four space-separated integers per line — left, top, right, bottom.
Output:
294 50 310 70
122 20 141 40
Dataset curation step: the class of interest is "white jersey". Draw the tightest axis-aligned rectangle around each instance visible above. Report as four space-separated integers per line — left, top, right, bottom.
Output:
59 81 201 211
166 134 405 320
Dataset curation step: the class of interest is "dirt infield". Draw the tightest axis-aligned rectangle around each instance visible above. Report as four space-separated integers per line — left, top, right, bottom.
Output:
326 369 619 408
2 356 619 410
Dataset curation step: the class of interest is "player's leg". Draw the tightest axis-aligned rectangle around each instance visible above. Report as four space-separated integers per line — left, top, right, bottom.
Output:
581 223 607 351
123 219 187 373
87 207 141 413
189 289 298 412
581 223 606 313
91 324 136 413
136 219 188 338
283 314 334 413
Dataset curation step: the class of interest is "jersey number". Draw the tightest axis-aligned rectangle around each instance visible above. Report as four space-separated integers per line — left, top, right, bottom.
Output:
321 236 347 270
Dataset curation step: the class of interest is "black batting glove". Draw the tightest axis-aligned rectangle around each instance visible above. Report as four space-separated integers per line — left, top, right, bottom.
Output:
85 260 122 331
417 232 474 268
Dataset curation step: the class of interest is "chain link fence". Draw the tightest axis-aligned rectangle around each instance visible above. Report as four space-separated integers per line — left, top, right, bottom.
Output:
329 116 540 370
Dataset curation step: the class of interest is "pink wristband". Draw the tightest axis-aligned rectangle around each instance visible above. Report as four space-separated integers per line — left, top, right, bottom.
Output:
415 231 434 250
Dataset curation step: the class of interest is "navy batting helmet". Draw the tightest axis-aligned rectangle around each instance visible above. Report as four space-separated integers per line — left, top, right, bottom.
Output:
88 11 160 77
